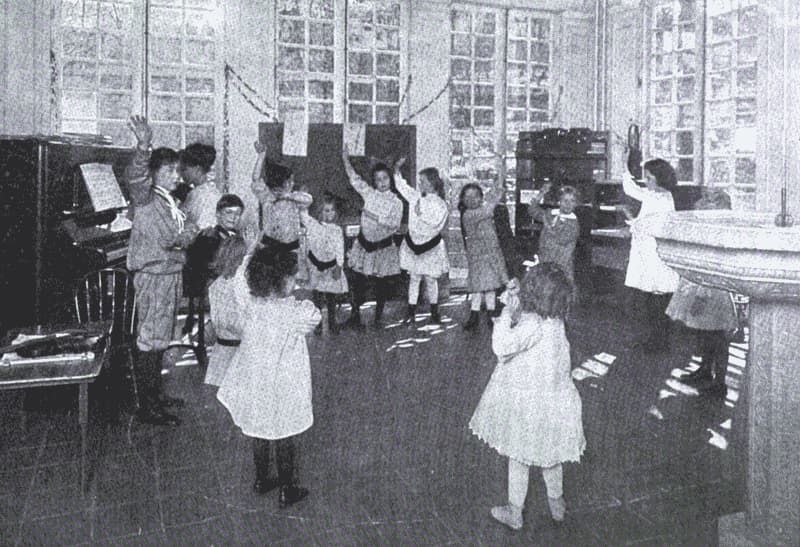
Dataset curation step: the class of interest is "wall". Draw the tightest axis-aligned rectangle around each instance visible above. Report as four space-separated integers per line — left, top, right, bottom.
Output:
0 0 54 135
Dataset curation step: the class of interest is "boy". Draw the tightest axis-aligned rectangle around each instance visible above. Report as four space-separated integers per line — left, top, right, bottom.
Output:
126 115 199 426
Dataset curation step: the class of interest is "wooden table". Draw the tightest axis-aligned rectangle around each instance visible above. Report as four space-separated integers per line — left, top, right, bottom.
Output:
0 322 110 494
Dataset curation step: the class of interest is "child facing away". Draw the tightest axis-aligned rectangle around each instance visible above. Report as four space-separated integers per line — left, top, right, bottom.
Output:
528 183 579 281
393 160 450 326
458 178 509 330
217 244 320 508
204 234 249 387
300 196 348 335
251 140 313 284
341 145 404 329
469 263 586 531
666 189 737 398
179 143 221 230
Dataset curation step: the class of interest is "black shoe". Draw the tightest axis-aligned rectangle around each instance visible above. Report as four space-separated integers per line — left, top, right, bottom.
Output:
700 382 727 398
344 314 364 330
328 320 340 335
279 484 309 508
430 304 441 325
681 367 713 385
159 395 185 409
485 311 495 327
314 323 323 336
403 304 417 327
136 407 181 426
463 311 479 331
253 476 281 495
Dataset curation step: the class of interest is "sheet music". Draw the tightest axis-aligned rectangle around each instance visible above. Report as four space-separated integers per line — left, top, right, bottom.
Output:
343 123 366 156
79 163 127 212
282 111 308 156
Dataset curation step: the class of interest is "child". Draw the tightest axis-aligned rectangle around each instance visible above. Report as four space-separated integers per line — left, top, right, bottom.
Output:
179 143 220 230
125 115 199 426
666 190 737 398
251 140 313 283
182 194 245 350
469 264 586 530
217 245 320 507
620 159 680 352
300 196 348 335
341 145 404 328
394 160 449 325
459 179 509 330
528 183 579 281
204 234 249 387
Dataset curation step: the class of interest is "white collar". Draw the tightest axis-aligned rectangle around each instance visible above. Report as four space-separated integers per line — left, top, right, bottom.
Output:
550 209 577 220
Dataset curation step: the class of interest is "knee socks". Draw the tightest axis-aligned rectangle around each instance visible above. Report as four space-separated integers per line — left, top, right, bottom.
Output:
409 274 440 306
508 458 530 508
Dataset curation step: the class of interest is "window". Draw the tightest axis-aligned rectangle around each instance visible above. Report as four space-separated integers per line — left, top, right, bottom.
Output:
346 0 404 124
58 0 139 146
276 0 339 123
273 0 407 124
449 6 500 184
646 0 759 209
704 0 758 208
648 0 696 183
56 0 221 149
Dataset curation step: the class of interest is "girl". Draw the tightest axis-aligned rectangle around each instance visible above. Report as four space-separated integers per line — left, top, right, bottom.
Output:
528 184 579 281
179 142 220 230
469 264 586 530
251 140 313 284
620 159 680 353
204 234 248 387
666 190 737 398
394 160 449 325
300 196 348 335
341 145 403 329
459 178 508 330
217 245 320 508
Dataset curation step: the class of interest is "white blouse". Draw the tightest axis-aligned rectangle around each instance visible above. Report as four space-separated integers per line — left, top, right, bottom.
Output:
394 174 448 243
301 211 344 266
348 174 403 241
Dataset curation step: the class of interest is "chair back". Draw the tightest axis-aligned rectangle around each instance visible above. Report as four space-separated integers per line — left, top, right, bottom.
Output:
74 268 136 344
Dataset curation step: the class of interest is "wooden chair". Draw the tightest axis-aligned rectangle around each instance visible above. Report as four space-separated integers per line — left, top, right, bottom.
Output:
74 268 139 410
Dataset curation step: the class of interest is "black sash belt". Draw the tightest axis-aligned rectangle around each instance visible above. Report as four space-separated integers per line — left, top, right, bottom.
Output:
217 338 241 347
261 235 300 252
307 250 337 271
404 233 442 255
357 232 395 252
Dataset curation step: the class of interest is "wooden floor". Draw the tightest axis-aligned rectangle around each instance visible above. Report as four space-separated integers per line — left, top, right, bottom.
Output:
0 277 747 545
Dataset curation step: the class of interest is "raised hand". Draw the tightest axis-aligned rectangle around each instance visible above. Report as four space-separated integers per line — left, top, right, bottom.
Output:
128 115 152 149
394 156 406 173
253 140 267 154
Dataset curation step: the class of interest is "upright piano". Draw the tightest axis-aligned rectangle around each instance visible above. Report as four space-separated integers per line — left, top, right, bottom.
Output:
0 136 134 337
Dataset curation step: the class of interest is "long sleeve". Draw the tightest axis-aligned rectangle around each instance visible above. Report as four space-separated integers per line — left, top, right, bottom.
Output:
528 203 547 223
335 227 345 267
300 210 321 236
125 148 154 207
621 173 648 203
491 311 543 360
393 173 419 203
292 299 322 335
346 171 371 197
251 179 274 205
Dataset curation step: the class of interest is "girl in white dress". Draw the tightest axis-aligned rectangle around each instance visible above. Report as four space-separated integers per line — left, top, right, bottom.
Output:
217 245 320 508
341 145 403 329
394 161 450 325
620 158 680 353
204 235 248 386
470 264 585 531
300 196 348 334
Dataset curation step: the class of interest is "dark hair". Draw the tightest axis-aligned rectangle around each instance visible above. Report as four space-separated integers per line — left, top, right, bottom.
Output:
148 147 179 176
179 143 216 173
519 262 574 320
420 167 446 200
643 158 678 191
370 162 394 189
246 244 298 297
211 235 247 279
457 182 483 215
263 161 293 190
216 193 245 211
